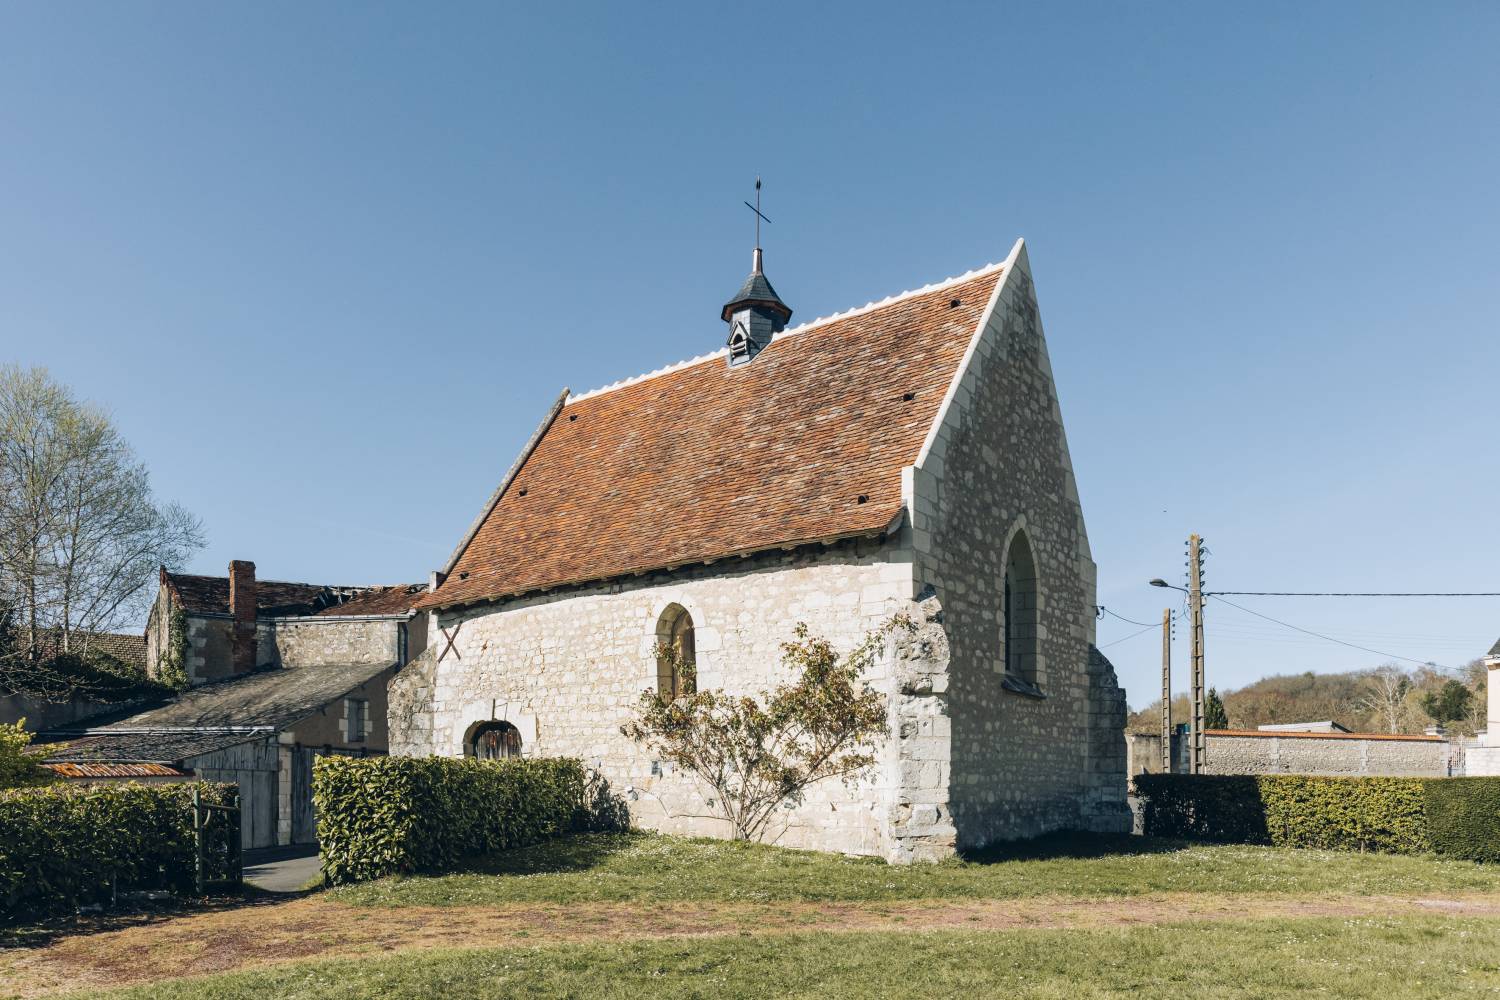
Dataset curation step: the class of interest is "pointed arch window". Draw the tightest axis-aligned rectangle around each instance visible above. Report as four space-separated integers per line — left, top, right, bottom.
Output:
1002 530 1044 697
655 604 697 699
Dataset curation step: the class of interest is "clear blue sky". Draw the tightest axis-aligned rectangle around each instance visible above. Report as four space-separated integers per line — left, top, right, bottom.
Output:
2 2 1497 707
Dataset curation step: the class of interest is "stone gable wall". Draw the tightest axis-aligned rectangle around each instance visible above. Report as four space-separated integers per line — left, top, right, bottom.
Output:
391 538 928 858
256 618 401 670
907 247 1129 847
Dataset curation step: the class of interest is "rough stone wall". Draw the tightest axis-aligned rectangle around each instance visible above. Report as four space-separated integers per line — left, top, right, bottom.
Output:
1203 734 1454 777
390 538 919 858
185 616 234 685
907 244 1129 847
257 618 402 670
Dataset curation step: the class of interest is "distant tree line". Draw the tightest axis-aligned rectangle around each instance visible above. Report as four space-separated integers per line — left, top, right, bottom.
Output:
1128 659 1489 738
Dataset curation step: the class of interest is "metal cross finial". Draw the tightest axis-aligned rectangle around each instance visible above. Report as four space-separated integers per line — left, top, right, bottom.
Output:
744 176 771 250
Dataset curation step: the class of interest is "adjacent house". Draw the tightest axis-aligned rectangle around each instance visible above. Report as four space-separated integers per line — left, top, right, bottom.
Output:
41 562 428 847
392 238 1131 862
0 630 151 731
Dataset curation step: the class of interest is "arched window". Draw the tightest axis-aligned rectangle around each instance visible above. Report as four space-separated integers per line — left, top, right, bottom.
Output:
467 720 523 760
1003 530 1040 689
655 604 697 699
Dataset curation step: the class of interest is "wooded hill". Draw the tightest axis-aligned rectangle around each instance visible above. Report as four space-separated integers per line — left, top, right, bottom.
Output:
1127 660 1489 737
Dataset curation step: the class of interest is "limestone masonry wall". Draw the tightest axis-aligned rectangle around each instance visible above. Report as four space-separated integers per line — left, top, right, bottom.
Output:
906 245 1129 846
1203 733 1454 777
257 618 402 669
391 539 921 858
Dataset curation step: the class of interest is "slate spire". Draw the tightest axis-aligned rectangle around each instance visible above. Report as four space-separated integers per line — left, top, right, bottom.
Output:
723 179 792 366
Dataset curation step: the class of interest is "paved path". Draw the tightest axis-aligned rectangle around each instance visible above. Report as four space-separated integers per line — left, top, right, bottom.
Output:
242 845 321 893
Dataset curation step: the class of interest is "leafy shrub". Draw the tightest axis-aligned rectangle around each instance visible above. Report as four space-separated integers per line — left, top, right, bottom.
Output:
0 720 54 791
1424 778 1500 863
314 755 585 885
1136 774 1431 854
0 781 238 920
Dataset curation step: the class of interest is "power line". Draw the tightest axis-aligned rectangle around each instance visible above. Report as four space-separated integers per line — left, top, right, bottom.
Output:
1207 594 1451 669
1210 591 1500 597
1100 622 1160 648
1099 607 1168 629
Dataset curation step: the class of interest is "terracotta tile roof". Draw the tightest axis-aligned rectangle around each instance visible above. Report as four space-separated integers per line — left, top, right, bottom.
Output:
421 263 1006 611
313 584 428 617
165 573 349 616
31 631 147 669
43 761 191 779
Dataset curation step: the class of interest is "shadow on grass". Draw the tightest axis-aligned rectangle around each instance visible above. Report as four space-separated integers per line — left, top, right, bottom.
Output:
434 831 652 878
961 830 1193 865
0 884 298 950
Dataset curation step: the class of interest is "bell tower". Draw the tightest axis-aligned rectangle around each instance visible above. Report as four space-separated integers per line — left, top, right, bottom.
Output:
722 179 792 366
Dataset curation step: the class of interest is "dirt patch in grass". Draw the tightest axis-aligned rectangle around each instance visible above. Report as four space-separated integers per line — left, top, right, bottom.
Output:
4 893 1499 998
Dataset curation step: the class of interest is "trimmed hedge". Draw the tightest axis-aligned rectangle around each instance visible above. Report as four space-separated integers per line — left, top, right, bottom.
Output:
314 755 585 885
1425 778 1500 863
0 781 238 920
1136 774 1500 860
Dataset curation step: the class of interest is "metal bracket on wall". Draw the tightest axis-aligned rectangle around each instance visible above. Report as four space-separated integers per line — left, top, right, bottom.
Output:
438 621 463 662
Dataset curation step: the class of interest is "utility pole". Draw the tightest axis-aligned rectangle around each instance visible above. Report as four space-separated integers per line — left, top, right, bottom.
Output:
1187 533 1207 774
1161 607 1173 773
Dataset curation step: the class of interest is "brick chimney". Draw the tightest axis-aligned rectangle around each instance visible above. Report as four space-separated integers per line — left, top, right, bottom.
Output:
229 560 258 674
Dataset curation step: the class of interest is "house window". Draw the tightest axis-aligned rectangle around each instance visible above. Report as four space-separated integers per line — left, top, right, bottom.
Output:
345 698 368 742
1002 530 1042 695
655 604 697 699
468 721 523 760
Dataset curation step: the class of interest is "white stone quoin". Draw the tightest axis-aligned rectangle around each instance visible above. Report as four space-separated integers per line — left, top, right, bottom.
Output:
1467 645 1500 776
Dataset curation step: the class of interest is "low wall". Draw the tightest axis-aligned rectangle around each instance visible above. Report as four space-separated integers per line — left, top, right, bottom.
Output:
1127 729 1458 778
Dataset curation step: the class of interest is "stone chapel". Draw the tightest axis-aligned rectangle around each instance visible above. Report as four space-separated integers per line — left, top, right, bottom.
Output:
390 237 1130 861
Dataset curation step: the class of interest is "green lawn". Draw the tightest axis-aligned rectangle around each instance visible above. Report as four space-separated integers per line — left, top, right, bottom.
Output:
327 831 1500 907
95 916 1500 999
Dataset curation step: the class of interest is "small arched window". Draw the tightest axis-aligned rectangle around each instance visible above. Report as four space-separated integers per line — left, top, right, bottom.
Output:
655 604 697 699
1003 530 1040 689
467 720 523 760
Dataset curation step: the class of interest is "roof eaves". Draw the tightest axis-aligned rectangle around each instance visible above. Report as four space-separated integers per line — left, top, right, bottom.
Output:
915 239 1024 470
425 521 898 614
438 388 570 579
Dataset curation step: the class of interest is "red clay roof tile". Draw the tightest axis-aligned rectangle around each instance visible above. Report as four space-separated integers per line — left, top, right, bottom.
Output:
421 264 1004 610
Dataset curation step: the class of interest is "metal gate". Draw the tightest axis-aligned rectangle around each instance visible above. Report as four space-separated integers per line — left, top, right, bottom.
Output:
191 786 243 893
292 747 320 845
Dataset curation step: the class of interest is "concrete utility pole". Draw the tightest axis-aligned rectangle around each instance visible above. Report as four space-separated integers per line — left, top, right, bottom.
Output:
1161 607 1173 773
1188 533 1207 774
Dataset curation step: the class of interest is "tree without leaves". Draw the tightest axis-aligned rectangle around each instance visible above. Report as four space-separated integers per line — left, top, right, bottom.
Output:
622 617 908 843
0 366 203 696
1357 664 1412 734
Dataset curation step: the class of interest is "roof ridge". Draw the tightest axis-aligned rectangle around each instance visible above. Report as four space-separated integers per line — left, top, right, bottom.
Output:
566 259 1007 404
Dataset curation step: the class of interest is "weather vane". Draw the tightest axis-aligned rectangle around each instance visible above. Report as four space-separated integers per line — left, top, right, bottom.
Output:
743 176 771 250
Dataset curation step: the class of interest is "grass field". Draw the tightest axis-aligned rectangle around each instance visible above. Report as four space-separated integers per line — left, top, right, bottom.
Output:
4 832 1498 999
328 830 1500 906
87 916 1500 999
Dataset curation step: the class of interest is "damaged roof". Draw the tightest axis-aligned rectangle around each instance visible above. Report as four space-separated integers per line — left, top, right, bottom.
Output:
312 584 428 617
165 573 424 617
422 262 1006 611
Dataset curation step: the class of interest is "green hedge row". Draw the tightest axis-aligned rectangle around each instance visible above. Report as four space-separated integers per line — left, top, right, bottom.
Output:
313 755 586 885
0 781 238 920
1136 774 1500 860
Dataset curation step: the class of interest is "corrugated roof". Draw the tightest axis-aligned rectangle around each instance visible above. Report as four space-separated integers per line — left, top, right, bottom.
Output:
421 263 1005 610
